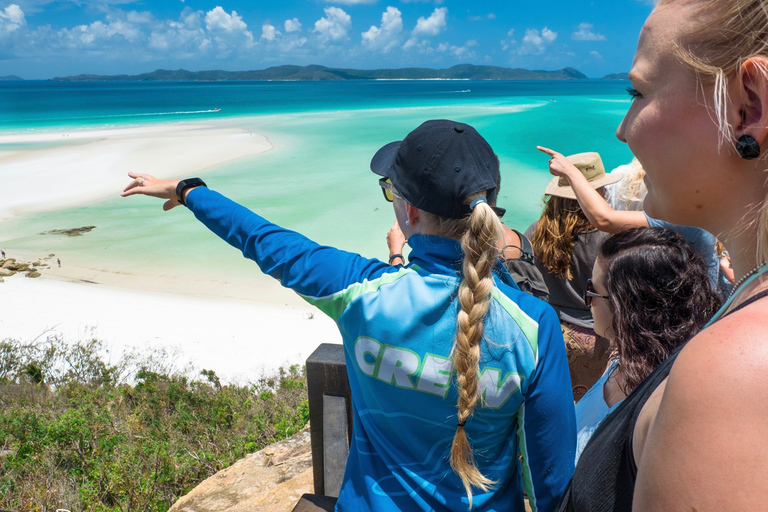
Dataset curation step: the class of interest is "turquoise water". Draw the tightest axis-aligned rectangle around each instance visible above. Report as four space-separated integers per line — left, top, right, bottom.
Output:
0 80 634 291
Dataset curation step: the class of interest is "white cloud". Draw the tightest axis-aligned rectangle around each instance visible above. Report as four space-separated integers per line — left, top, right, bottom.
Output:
361 6 402 52
126 11 153 24
500 28 516 51
321 0 376 4
203 6 255 55
572 23 606 41
261 23 278 41
412 7 446 37
590 50 602 58
205 7 247 33
313 6 351 43
402 37 434 53
437 40 476 59
0 4 27 37
518 26 557 55
284 18 301 33
468 13 495 21
57 14 147 48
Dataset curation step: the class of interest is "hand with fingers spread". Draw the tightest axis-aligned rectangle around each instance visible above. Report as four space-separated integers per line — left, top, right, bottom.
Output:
537 146 583 182
121 173 182 211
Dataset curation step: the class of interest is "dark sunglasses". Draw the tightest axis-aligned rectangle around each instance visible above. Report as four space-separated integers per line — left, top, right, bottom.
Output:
379 178 399 202
583 279 609 307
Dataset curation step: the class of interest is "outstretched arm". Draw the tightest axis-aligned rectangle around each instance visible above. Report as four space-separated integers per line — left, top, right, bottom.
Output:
122 173 394 321
536 147 648 234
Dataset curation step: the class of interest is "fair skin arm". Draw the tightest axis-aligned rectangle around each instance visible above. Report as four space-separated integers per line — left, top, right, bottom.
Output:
632 304 768 510
536 146 648 234
386 220 407 265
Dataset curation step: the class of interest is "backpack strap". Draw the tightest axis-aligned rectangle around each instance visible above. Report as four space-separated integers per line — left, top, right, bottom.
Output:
510 229 536 265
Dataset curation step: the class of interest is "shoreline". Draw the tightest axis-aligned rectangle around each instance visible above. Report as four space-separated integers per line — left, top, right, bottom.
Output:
0 258 341 383
0 120 343 381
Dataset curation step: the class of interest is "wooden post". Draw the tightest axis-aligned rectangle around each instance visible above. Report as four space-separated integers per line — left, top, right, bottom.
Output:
306 343 353 497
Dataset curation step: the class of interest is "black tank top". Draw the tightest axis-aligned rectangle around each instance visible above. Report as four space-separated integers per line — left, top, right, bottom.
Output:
557 289 768 511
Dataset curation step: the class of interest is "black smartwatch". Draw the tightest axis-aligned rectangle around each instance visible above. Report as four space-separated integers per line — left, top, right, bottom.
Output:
176 178 207 206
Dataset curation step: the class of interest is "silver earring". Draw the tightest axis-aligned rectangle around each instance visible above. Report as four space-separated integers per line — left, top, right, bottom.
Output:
405 220 410 226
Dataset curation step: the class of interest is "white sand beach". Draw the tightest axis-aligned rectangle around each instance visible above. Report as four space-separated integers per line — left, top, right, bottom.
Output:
0 273 341 383
0 122 343 382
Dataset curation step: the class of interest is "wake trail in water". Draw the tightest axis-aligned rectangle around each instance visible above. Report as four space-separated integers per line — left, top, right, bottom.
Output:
20 109 222 124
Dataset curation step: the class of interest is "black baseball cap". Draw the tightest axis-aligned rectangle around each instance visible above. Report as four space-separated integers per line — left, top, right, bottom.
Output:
370 119 505 219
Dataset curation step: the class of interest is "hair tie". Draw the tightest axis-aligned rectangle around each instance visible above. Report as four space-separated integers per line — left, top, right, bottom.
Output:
469 197 487 211
457 420 467 428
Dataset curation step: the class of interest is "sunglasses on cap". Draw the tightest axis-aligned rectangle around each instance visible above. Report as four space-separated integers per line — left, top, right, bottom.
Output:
583 279 609 307
379 178 399 202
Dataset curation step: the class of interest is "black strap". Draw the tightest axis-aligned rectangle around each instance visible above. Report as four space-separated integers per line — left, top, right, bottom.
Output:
723 289 768 319
511 229 536 265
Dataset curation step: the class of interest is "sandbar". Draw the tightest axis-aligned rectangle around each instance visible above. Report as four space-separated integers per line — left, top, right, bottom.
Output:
0 122 271 220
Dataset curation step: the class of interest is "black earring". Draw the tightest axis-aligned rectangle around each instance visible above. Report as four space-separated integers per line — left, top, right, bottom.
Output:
736 134 761 160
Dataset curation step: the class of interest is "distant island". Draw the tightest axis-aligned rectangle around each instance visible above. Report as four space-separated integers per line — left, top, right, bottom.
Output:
51 64 591 82
601 72 630 80
0 75 23 81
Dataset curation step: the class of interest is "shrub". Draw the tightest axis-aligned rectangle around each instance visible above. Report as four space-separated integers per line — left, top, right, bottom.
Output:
0 336 309 512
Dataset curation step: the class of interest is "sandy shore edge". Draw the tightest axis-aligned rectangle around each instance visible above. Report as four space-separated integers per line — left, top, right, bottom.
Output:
0 121 343 381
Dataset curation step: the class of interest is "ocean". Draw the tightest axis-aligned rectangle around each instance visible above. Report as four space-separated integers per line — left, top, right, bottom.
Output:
0 80 634 301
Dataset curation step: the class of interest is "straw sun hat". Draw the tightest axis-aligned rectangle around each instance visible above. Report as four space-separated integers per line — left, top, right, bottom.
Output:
544 152 623 200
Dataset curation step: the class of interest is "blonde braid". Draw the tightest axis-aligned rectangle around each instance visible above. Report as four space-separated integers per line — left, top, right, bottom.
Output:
450 199 503 508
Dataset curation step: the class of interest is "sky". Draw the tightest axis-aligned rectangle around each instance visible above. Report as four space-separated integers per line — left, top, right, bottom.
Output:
0 0 655 80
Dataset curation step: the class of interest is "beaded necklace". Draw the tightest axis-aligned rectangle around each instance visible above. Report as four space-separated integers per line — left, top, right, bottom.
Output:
707 262 768 327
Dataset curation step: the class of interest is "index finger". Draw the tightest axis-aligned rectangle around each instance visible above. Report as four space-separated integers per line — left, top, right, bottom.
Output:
536 146 559 157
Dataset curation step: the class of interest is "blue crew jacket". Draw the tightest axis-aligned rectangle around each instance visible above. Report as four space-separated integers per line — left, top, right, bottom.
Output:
187 187 576 512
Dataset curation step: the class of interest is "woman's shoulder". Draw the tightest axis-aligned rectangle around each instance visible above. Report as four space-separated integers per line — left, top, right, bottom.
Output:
656 296 768 420
632 297 768 508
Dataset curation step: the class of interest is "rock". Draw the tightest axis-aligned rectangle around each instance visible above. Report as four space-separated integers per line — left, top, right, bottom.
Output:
25 271 41 278
41 226 96 236
169 427 314 512
2 259 17 269
0 268 14 277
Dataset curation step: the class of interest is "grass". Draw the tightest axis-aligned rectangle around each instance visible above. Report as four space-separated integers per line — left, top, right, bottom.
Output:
0 336 310 512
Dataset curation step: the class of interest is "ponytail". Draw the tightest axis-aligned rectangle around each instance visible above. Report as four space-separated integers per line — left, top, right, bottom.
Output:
450 199 503 507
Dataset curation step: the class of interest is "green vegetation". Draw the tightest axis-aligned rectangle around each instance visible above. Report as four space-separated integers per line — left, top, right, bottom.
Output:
0 337 310 512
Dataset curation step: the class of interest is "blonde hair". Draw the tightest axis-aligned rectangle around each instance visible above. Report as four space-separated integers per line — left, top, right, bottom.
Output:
531 196 596 280
609 158 647 210
422 194 503 507
658 0 768 259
